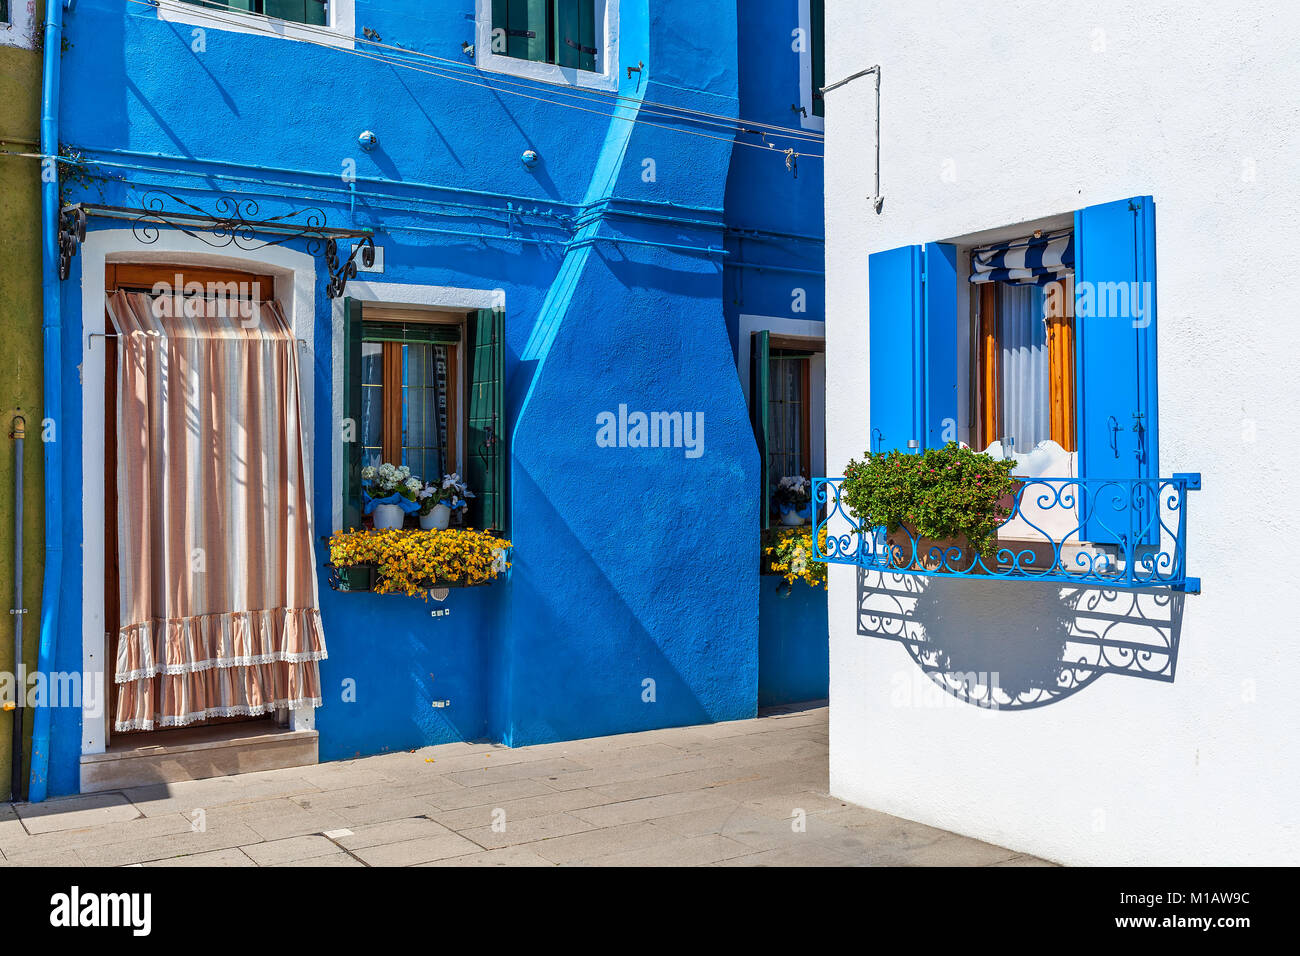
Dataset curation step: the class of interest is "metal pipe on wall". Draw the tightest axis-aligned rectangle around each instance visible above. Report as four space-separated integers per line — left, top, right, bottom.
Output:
8 415 26 802
821 65 884 214
29 0 67 803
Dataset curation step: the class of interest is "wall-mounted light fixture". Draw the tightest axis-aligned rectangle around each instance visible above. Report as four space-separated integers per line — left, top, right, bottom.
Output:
358 130 378 152
521 149 540 171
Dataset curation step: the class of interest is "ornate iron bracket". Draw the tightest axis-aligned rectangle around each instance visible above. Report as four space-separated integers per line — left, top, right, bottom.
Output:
61 191 375 297
57 206 87 280
325 235 376 299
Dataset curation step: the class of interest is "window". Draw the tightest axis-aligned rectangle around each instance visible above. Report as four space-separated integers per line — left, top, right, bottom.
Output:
750 330 825 528
358 322 461 482
1 2 9 25
343 302 506 534
974 270 1076 453
810 0 825 118
867 196 1160 545
797 0 826 128
160 0 353 47
491 0 598 72
769 350 813 481
477 0 617 89
180 0 327 26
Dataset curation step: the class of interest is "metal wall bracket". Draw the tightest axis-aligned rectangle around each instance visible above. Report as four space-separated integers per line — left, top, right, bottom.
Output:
61 192 376 297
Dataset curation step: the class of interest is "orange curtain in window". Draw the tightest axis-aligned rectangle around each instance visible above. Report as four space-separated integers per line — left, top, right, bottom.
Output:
107 290 327 732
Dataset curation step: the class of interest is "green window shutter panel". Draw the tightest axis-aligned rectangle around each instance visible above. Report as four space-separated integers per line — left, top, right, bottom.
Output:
361 322 462 346
810 0 826 117
555 0 597 72
342 298 365 531
467 309 506 534
750 330 770 530
494 0 551 63
262 1 326 25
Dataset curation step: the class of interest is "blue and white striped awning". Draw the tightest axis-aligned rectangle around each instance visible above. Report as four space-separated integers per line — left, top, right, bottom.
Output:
970 229 1074 286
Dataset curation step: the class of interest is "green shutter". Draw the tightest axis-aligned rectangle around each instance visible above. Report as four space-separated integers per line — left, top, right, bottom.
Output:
260 1 326 25
468 309 506 534
493 0 550 63
810 0 825 117
342 298 364 531
751 330 771 530
555 0 597 71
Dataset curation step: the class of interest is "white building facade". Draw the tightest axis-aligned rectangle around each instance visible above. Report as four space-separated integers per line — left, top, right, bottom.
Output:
821 1 1300 865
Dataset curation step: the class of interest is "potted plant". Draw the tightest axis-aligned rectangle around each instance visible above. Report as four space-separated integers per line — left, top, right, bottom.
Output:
419 473 475 531
761 526 829 591
839 442 1020 573
773 475 812 526
363 462 421 530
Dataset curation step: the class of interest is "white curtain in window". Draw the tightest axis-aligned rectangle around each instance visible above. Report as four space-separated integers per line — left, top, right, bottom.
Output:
997 284 1050 452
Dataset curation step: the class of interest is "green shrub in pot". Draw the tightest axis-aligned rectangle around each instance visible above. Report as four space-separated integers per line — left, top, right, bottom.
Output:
840 442 1020 562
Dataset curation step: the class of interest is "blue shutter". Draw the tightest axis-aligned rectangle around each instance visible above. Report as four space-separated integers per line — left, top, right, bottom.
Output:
923 242 958 449
1074 195 1159 545
868 245 923 454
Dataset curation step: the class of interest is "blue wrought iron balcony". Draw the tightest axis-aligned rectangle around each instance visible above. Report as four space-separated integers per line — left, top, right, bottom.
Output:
812 474 1201 592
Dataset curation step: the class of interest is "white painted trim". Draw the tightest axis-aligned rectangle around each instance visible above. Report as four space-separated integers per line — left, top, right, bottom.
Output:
738 313 827 477
0 0 37 49
474 0 620 92
80 232 318 758
796 0 825 133
331 281 506 532
155 0 355 50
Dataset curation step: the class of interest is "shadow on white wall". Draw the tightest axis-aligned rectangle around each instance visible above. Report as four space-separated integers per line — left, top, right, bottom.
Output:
857 570 1184 710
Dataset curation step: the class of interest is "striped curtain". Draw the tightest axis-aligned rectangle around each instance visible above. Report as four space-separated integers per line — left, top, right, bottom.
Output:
107 290 327 732
971 229 1074 286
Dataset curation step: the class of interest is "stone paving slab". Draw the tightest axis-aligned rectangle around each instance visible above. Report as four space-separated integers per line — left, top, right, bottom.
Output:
2 705 1053 867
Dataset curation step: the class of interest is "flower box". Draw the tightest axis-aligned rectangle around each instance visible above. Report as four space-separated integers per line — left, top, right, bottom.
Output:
324 528 511 599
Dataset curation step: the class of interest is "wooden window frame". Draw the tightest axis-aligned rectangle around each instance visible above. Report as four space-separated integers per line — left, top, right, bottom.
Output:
362 316 464 478
766 335 823 484
976 280 1077 452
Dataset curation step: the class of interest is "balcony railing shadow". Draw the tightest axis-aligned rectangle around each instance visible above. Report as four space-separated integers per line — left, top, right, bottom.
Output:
855 567 1185 710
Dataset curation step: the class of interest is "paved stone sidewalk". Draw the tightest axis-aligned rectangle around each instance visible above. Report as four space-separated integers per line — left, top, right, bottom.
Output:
0 704 1050 867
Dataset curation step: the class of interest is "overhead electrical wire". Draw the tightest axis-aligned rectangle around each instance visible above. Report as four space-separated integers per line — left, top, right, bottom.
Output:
118 0 825 158
143 0 826 144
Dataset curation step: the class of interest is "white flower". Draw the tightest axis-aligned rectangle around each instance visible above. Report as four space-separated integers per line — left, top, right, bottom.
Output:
405 478 421 494
417 486 436 500
361 466 377 481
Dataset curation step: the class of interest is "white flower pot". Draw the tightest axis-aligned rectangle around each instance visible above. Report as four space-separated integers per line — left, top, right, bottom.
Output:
780 508 808 527
421 503 452 531
372 503 405 530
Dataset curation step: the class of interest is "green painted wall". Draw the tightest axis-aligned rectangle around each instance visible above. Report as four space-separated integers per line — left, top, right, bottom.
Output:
0 3 44 802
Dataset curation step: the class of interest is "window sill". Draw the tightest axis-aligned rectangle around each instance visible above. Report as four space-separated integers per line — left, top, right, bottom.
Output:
154 0 355 50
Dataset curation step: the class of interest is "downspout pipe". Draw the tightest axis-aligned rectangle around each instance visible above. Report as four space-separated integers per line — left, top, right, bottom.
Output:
9 415 26 802
29 0 67 803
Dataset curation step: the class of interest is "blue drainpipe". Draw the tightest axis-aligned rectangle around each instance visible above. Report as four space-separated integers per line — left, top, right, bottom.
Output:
28 0 67 803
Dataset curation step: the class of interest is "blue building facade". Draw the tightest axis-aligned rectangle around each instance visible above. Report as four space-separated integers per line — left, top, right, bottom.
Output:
37 0 825 796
